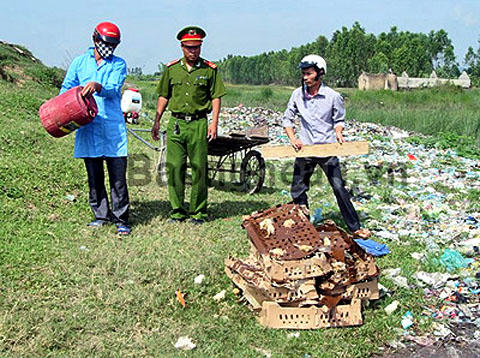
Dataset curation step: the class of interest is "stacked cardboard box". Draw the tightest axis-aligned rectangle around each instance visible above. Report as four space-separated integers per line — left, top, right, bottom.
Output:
225 203 380 329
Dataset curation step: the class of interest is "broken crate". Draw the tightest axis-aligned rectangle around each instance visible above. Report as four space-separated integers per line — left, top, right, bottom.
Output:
226 203 380 329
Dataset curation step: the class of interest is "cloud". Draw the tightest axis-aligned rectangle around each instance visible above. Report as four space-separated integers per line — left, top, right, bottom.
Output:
453 4 478 27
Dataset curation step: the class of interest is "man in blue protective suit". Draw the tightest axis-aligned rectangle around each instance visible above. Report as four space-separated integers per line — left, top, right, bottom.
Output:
60 21 130 236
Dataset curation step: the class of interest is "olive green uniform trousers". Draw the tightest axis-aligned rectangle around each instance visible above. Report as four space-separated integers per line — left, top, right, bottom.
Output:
166 116 208 220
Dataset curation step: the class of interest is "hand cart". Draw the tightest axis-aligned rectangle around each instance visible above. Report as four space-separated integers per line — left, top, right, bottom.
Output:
127 128 269 194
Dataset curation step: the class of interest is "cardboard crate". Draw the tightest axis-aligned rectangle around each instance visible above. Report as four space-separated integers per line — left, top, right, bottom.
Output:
351 279 380 300
228 203 381 329
242 203 330 260
338 278 380 300
225 265 264 311
242 205 379 283
258 251 332 282
225 258 319 306
259 299 363 329
226 256 379 310
250 245 377 285
246 242 332 283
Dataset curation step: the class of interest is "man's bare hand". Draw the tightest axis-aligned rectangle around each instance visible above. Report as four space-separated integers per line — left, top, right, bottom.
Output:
207 122 217 141
335 126 345 143
290 138 303 151
151 121 161 141
81 82 102 97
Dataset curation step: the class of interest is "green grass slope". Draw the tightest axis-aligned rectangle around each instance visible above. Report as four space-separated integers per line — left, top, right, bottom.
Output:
0 41 64 87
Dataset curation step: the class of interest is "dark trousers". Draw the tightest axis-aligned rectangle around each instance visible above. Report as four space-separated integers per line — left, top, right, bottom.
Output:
291 156 360 232
84 157 129 225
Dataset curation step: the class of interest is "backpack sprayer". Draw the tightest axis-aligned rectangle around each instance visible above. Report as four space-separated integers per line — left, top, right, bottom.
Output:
121 88 142 124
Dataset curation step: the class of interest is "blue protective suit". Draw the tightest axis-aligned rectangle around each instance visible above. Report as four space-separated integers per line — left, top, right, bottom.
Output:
60 47 127 158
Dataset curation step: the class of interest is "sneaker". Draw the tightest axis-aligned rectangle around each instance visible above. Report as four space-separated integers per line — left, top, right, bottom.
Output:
116 224 131 236
167 218 186 223
87 220 110 228
189 218 205 225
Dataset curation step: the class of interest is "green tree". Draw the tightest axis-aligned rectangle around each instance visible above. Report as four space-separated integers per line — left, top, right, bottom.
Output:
428 30 460 78
367 52 389 73
325 22 375 87
218 23 463 87
388 33 432 76
464 40 480 86
313 35 329 56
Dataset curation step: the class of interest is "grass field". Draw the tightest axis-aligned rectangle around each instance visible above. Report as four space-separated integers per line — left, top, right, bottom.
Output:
1 78 405 357
345 86 480 153
1 49 479 357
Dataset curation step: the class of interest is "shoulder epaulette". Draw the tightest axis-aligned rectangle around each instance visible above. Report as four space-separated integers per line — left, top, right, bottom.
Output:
166 59 181 67
203 59 217 69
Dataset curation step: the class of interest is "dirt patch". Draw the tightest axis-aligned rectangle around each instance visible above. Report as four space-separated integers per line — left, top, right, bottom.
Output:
379 345 479 358
0 66 14 82
2 65 31 85
374 324 480 358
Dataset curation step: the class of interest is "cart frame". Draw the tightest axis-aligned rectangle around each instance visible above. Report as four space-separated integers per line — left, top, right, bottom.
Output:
127 128 269 194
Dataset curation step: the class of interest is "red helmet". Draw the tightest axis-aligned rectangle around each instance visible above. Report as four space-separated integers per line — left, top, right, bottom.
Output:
93 22 121 45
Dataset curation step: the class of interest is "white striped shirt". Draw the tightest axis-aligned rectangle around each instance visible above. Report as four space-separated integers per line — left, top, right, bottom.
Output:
282 84 345 145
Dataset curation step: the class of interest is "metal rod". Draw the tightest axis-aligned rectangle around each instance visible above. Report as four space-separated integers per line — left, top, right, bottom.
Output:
211 168 241 174
127 128 160 151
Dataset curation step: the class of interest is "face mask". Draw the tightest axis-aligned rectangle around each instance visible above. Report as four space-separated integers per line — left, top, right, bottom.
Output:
95 40 115 59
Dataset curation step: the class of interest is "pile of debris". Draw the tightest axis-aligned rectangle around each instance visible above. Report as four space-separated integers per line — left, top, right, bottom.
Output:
226 203 380 329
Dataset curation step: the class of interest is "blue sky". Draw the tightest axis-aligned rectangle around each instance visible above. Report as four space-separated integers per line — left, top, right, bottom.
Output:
1 0 479 73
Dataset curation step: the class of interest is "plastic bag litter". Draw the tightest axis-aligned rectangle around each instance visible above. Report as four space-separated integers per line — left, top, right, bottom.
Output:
213 289 226 301
194 274 205 285
392 276 409 288
310 208 323 225
174 336 196 350
456 237 480 256
410 252 425 260
432 322 453 338
384 300 399 315
440 249 474 272
383 268 409 288
401 311 414 329
375 231 399 241
412 271 454 288
354 239 390 256
383 268 401 277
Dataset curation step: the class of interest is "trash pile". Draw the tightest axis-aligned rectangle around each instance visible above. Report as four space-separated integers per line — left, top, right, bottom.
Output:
216 106 421 145
217 106 479 342
225 203 380 329
214 105 480 345
217 106 286 142
337 121 479 347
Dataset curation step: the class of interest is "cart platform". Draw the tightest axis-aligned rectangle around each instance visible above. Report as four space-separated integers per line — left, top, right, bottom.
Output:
128 127 270 194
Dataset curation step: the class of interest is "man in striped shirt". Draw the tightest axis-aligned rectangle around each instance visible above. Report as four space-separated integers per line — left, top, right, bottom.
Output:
282 54 370 238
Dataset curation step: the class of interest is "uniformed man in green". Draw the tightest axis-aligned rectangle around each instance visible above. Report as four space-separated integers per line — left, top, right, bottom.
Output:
151 26 226 224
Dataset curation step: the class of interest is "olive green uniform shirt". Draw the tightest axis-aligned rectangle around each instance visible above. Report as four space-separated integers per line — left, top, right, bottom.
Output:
157 57 226 115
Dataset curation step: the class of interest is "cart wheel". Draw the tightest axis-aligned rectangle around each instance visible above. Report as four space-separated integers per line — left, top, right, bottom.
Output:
157 147 168 185
240 150 265 194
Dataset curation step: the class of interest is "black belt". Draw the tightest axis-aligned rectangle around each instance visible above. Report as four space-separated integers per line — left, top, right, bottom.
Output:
171 112 207 121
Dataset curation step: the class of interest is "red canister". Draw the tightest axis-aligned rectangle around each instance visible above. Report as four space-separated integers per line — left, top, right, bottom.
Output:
39 86 98 138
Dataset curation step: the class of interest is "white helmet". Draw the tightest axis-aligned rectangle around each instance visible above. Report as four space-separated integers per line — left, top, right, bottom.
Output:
299 54 327 75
